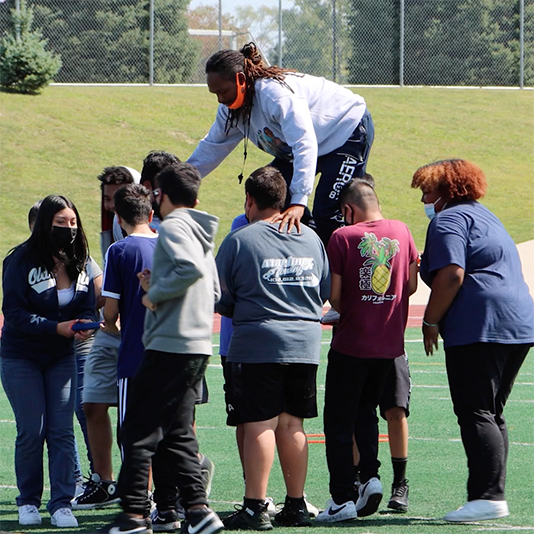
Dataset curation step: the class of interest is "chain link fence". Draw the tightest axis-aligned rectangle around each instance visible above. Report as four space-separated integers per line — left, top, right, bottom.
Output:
0 0 532 87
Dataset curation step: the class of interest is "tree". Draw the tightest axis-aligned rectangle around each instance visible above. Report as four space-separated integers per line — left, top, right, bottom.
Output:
279 0 335 77
0 0 200 83
0 0 61 93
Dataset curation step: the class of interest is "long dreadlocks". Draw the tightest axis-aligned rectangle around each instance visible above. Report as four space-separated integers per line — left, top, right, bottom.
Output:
205 42 295 134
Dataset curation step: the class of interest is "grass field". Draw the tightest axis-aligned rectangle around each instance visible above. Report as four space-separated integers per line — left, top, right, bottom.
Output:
0 85 533 270
0 328 533 534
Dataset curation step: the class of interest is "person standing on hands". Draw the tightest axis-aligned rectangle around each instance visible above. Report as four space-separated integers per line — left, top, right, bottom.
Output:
188 42 374 245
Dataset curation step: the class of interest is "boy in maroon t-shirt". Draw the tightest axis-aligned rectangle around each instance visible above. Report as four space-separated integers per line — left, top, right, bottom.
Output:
316 180 418 523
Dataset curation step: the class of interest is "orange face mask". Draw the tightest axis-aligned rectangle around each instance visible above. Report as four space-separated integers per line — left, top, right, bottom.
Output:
227 72 246 110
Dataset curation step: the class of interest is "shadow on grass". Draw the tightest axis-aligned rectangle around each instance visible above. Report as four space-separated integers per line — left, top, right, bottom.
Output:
307 516 449 528
0 87 40 95
0 508 120 534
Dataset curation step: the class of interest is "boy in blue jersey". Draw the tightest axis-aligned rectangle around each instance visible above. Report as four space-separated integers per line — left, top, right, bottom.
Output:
101 184 158 436
99 163 223 534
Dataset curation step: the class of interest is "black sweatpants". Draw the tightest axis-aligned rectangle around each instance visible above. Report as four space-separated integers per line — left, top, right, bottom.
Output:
117 350 209 516
445 342 530 501
323 349 394 503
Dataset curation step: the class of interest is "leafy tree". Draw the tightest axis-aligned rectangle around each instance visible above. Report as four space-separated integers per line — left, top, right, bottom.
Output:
346 0 399 84
0 0 200 83
0 0 61 93
346 0 530 86
279 0 334 77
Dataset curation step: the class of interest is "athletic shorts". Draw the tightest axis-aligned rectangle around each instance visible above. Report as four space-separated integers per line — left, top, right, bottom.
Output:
221 355 240 426
230 361 318 424
82 334 119 405
379 352 411 419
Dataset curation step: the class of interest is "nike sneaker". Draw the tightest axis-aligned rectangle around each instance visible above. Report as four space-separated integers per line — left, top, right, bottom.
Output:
150 508 181 532
387 479 409 512
315 499 358 523
356 477 383 517
97 512 151 534
187 507 224 534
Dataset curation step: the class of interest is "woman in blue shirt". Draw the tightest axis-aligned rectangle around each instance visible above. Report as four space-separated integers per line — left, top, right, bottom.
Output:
1 195 96 528
412 159 534 523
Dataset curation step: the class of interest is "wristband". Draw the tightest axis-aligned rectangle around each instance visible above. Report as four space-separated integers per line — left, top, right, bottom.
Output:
423 319 439 327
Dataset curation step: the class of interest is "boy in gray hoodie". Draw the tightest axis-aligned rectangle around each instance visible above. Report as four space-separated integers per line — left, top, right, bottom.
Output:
99 163 223 534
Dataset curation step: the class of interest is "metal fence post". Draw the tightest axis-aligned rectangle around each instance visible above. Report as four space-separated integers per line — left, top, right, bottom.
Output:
278 0 283 67
399 0 404 87
519 0 524 89
15 0 21 41
332 0 337 82
218 0 222 50
149 0 154 86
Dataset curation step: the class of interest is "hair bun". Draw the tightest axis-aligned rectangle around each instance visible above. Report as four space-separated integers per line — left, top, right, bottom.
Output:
241 42 258 61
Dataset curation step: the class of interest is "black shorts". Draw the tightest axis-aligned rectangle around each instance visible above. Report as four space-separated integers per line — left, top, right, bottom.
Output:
229 361 318 424
379 352 411 419
221 355 240 427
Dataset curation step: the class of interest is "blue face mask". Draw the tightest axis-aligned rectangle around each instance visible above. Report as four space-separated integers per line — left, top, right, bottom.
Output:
424 197 442 220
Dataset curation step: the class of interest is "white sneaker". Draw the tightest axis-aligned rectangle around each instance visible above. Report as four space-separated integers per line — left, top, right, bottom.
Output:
444 499 509 522
18 504 42 525
315 499 358 523
74 479 85 500
51 507 79 528
321 308 340 326
265 497 278 517
356 477 383 517
304 495 319 518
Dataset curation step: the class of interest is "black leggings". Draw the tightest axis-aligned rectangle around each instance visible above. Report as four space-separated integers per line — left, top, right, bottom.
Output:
445 342 530 501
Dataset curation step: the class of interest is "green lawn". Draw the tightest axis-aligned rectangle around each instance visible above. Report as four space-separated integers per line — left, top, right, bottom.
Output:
0 329 533 533
0 85 533 269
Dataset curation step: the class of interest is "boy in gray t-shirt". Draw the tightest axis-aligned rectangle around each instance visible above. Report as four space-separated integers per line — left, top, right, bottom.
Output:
216 166 330 530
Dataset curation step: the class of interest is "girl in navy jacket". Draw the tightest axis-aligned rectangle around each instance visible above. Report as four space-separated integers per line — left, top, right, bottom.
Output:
1 195 96 528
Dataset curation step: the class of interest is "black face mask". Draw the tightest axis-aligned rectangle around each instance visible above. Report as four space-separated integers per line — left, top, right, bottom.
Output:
51 226 77 250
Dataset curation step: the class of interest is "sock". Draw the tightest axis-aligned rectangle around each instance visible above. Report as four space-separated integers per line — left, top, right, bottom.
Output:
391 457 408 486
244 498 265 513
285 495 305 508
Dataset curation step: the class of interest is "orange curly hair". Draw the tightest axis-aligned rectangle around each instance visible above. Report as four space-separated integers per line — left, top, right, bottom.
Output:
411 159 487 200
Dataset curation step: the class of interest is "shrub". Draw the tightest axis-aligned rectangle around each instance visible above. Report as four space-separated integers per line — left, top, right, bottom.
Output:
0 2 61 93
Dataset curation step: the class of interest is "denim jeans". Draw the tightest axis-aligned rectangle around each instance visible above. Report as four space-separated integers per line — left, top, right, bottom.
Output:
73 336 95 477
1 354 77 514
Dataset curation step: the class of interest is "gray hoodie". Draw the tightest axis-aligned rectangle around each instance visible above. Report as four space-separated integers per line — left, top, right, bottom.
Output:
143 208 220 355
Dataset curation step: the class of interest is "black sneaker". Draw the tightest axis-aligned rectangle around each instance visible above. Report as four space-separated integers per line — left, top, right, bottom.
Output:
199 454 215 498
97 513 151 534
223 503 272 531
274 497 311 527
73 473 120 510
387 479 409 512
150 509 180 532
187 507 224 534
